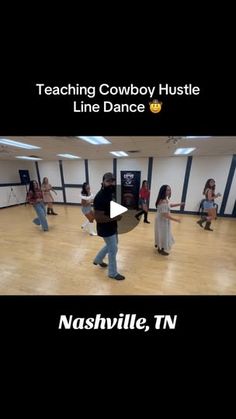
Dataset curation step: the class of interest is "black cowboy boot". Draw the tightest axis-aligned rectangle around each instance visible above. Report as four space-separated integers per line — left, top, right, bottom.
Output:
135 210 144 220
196 215 207 228
204 221 213 231
143 212 150 224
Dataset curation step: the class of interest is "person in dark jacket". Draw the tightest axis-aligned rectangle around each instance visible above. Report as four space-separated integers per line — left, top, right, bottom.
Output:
93 172 125 280
135 180 150 223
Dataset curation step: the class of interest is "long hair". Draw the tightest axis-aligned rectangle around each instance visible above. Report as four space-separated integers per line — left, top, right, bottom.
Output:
42 177 48 185
81 182 89 196
29 180 38 197
155 185 169 208
203 179 215 195
141 180 148 188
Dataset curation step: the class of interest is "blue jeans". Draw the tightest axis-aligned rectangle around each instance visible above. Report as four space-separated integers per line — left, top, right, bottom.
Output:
33 202 48 231
94 234 118 277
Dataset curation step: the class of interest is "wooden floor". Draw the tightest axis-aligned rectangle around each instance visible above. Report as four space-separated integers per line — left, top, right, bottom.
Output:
0 205 236 295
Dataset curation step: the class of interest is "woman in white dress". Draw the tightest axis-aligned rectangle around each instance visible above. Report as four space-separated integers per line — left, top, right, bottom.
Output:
154 185 184 256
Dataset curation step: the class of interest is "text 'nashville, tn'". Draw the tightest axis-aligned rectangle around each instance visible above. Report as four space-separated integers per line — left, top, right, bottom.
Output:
58 313 178 331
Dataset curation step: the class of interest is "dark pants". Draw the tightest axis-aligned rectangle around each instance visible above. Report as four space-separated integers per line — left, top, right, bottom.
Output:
136 209 148 221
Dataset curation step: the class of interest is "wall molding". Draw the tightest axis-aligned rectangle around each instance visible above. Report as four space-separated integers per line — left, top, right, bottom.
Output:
59 160 66 203
0 183 22 187
85 159 89 184
180 156 192 214
64 184 83 188
35 161 41 185
147 157 153 190
220 154 236 216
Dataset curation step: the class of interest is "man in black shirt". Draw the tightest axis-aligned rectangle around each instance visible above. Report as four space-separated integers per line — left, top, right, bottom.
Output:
93 172 125 280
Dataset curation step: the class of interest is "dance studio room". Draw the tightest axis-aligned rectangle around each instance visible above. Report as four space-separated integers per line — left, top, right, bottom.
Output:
0 136 235 295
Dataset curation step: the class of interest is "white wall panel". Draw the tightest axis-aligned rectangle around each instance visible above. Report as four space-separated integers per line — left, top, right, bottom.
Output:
0 185 28 207
150 157 187 209
65 188 82 204
53 190 64 203
63 160 85 184
88 160 113 196
0 160 36 183
37 161 61 187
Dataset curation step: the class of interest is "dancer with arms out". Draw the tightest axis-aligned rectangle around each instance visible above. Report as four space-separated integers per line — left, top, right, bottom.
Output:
155 185 184 256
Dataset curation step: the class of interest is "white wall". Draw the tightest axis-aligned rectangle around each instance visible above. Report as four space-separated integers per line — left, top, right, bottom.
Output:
88 160 113 196
225 169 236 215
54 190 64 203
65 188 82 203
0 160 37 183
150 157 187 209
0 161 37 207
63 160 85 184
185 156 232 212
1 156 235 215
116 158 148 185
0 185 28 208
37 161 61 187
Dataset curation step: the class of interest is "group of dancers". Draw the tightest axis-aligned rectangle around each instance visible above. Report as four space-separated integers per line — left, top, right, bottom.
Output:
27 174 221 280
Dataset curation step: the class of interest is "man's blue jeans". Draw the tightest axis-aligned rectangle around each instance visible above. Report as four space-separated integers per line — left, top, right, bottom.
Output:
94 234 118 277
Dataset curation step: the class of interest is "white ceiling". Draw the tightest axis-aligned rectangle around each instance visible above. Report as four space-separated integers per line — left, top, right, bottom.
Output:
0 136 236 160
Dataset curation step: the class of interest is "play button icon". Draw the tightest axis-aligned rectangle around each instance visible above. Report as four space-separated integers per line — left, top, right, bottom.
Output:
107 185 142 234
110 201 128 218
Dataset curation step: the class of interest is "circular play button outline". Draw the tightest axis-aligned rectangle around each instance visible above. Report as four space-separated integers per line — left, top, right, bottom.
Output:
109 185 144 234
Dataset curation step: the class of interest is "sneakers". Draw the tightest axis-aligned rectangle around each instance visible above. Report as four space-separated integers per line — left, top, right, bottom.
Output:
157 248 169 256
144 220 150 224
160 250 169 256
109 273 125 280
93 262 125 279
93 262 108 268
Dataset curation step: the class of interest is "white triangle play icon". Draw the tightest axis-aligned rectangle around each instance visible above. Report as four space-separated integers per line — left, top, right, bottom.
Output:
110 201 128 218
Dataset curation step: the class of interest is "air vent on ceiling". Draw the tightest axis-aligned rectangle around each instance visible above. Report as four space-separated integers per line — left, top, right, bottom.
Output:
0 145 12 155
166 136 182 144
127 150 140 153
